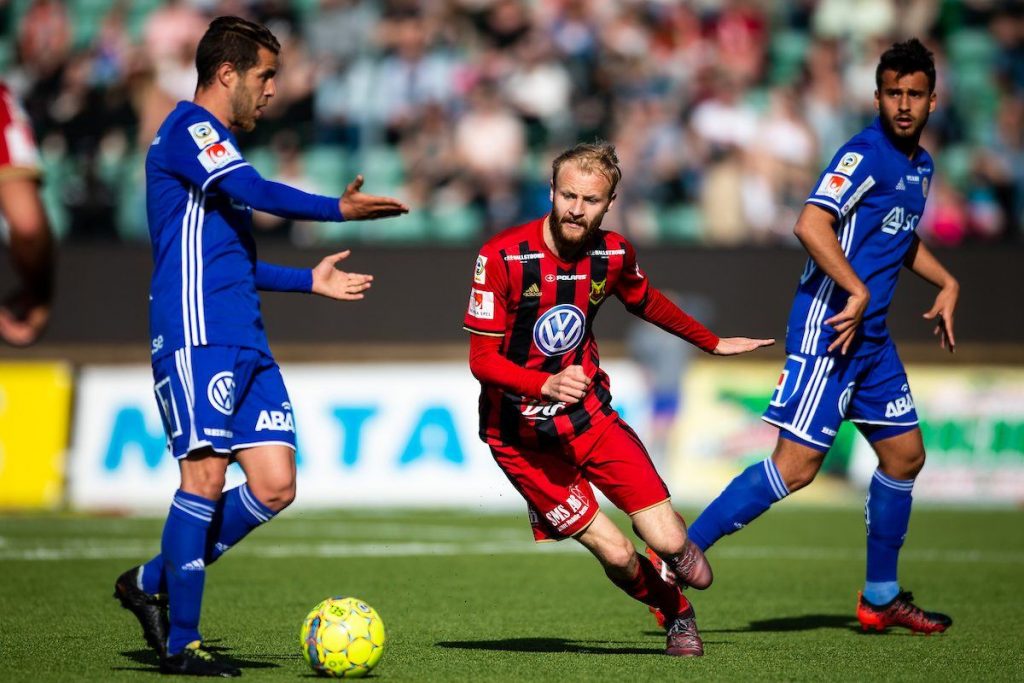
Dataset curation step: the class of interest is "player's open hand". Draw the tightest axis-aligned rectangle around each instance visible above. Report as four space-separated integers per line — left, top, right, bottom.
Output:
825 289 870 355
0 290 50 346
923 282 958 353
541 365 590 404
311 250 373 301
339 175 409 221
712 337 775 356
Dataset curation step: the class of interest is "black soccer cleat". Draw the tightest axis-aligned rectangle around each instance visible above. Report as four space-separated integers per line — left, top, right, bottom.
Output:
161 641 241 677
113 565 169 658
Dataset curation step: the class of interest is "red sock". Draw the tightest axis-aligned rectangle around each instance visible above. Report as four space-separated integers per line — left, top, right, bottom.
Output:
606 552 690 618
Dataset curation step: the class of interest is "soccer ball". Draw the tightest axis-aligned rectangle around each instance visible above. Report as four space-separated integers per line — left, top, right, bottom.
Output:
300 597 386 678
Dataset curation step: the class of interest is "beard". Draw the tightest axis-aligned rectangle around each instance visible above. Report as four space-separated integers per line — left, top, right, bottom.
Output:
230 87 258 132
548 209 600 257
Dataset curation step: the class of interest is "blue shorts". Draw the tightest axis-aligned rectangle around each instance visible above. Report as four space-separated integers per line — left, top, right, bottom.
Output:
152 345 297 459
762 341 918 452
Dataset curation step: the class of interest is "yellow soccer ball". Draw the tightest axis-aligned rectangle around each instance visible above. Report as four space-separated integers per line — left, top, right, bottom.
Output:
300 597 386 678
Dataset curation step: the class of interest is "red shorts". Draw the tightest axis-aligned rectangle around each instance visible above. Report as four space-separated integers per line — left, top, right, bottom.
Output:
489 415 670 542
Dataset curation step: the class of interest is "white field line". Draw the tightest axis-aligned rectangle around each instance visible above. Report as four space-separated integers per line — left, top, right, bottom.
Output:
1 539 1023 564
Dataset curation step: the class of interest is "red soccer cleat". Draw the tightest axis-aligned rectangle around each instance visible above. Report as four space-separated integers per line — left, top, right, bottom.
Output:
665 604 704 657
857 590 952 634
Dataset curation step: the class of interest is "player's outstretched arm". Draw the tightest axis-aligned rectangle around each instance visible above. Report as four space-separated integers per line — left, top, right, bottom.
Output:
712 337 776 355
339 175 409 221
904 237 959 352
795 204 870 355
311 249 373 301
0 177 54 346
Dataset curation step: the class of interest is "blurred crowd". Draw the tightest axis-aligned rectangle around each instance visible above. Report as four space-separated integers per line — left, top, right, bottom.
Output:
3 0 1024 246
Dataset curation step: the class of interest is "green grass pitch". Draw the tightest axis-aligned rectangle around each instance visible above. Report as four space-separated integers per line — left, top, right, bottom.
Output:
1 506 1021 681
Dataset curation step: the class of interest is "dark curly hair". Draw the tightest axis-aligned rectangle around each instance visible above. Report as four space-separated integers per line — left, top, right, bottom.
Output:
876 38 936 92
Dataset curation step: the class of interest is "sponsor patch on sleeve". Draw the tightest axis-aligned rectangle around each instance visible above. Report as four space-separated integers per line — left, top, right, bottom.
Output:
187 121 220 149
815 173 853 203
197 140 243 172
468 289 494 320
833 152 864 176
474 255 487 284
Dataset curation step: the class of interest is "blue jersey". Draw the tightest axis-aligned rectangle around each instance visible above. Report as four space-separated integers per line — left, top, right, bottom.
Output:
146 102 268 359
787 118 934 357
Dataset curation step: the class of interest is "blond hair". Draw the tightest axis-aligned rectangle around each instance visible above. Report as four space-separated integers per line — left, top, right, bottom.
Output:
551 142 621 196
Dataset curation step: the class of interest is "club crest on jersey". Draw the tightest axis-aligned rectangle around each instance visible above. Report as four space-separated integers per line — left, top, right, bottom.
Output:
533 304 585 356
468 288 494 319
834 152 863 176
187 121 220 149
589 279 607 305
197 140 242 172
474 255 487 284
816 173 852 202
207 371 236 415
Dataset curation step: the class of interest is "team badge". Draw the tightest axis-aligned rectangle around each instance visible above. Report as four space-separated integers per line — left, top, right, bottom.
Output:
187 121 220 149
474 255 487 284
207 371 236 415
589 279 607 306
838 381 856 418
468 288 494 319
197 140 242 172
834 152 864 176
533 304 585 356
816 173 852 202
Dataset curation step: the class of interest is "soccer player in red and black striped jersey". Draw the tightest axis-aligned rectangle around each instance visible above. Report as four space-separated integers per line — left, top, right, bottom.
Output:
464 142 774 657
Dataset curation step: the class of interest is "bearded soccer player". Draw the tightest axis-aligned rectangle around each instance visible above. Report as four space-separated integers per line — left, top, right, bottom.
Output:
464 142 773 657
681 39 958 634
0 81 54 346
112 17 407 676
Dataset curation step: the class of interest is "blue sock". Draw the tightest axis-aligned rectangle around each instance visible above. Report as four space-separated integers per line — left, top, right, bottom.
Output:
863 469 913 605
139 484 276 595
163 490 216 655
205 484 276 563
689 459 790 551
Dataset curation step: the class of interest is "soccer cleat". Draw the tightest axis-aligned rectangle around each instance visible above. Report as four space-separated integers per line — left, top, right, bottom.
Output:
665 605 704 657
161 641 241 677
113 566 169 658
644 540 713 590
857 590 952 634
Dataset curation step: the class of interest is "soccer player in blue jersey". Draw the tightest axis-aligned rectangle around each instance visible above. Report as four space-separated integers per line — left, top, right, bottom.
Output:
666 40 959 634
112 16 408 676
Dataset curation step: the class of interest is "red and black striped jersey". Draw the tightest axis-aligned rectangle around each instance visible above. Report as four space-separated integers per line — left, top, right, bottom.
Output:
463 217 649 448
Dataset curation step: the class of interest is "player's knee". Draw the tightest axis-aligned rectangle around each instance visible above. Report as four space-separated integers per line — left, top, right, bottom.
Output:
249 478 296 512
601 537 637 572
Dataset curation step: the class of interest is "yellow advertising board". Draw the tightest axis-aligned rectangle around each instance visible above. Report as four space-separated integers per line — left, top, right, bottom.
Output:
669 359 1024 505
0 362 72 509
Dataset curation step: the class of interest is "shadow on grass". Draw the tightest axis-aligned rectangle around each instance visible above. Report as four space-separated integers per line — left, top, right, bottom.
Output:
701 614 861 634
438 637 661 655
114 641 289 673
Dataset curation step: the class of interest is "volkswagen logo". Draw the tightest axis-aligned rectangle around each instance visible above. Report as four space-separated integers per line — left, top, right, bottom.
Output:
533 304 585 356
207 371 236 415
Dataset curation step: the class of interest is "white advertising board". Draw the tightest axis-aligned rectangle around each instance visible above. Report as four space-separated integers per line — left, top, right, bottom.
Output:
68 362 649 510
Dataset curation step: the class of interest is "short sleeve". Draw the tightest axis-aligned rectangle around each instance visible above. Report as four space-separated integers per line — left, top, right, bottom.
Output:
614 239 650 309
462 246 508 336
806 142 877 219
161 118 250 191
